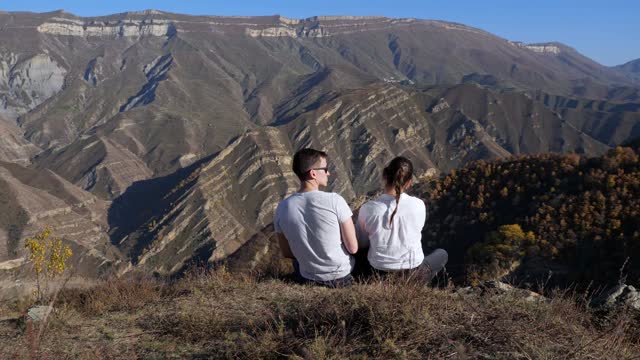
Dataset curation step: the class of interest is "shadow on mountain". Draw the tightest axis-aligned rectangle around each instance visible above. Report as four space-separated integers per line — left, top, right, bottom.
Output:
165 241 218 280
461 73 500 87
107 153 216 260
0 177 29 257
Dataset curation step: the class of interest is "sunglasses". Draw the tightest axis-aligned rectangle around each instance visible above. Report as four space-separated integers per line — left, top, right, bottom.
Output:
308 167 329 173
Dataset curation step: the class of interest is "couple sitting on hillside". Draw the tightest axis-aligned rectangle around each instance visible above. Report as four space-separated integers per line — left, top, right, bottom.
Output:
274 148 448 288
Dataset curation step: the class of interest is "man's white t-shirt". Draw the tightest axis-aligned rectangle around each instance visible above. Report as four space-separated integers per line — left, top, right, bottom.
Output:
274 190 354 282
357 193 426 270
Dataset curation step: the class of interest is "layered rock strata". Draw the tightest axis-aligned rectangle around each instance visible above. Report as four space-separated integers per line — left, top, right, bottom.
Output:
117 127 296 274
0 161 122 298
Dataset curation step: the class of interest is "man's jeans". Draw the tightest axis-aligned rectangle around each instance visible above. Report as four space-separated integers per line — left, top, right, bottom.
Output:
292 260 354 288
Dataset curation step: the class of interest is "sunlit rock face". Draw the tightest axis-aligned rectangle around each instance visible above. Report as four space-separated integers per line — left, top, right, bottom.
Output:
0 53 66 120
509 41 562 55
37 18 173 38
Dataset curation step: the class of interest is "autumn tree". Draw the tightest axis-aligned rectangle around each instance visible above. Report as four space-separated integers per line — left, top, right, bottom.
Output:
24 227 73 303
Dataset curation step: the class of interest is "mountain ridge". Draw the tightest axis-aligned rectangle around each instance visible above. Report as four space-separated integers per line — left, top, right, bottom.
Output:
613 58 640 82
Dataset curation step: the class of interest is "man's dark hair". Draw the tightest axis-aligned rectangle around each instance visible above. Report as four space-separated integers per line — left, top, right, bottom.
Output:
292 148 328 181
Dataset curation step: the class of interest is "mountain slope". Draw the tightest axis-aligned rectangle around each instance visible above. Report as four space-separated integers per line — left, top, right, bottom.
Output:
613 58 640 82
115 83 623 274
0 161 122 297
0 120 40 165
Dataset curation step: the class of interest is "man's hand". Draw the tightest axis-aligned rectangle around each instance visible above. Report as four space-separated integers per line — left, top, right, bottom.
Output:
277 233 295 259
340 218 358 254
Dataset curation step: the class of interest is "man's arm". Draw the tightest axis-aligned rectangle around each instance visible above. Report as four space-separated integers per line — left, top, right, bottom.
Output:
340 218 358 254
277 233 295 259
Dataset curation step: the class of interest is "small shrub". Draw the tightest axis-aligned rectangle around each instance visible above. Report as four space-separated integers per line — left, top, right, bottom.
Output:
24 227 73 303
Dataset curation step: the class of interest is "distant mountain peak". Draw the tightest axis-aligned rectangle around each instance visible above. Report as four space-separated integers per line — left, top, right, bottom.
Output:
45 9 71 15
615 58 640 72
125 9 166 16
612 58 640 83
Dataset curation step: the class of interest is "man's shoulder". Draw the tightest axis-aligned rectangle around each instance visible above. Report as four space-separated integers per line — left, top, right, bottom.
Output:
277 191 341 205
276 193 299 211
326 191 347 200
305 190 347 203
278 192 298 203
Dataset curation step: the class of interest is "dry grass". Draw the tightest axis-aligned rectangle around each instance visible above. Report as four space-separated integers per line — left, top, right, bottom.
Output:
1 269 639 359
56 272 166 316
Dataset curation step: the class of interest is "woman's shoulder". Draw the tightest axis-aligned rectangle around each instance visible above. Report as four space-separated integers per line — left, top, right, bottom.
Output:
360 197 387 212
403 193 426 207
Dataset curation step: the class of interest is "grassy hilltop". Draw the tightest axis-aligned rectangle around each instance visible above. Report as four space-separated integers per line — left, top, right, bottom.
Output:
1 269 639 359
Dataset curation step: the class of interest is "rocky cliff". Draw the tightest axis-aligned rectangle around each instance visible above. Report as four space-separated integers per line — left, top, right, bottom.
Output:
0 53 66 120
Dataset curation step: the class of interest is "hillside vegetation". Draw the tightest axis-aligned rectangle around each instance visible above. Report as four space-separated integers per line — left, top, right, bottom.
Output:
419 143 640 286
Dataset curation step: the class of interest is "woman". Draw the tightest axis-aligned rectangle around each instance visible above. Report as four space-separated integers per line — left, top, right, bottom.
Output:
357 157 448 282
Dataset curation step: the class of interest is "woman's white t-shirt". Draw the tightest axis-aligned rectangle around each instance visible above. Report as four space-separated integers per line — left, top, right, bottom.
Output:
357 193 426 270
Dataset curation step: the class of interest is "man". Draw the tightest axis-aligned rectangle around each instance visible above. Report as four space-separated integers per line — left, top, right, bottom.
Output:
274 148 358 287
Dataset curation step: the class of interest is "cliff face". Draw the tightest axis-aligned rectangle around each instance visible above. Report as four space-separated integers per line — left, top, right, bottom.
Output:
2 10 633 181
33 135 154 199
37 18 173 38
0 53 66 120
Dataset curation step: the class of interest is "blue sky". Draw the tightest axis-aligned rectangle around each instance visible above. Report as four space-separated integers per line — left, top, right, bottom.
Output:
1 0 637 66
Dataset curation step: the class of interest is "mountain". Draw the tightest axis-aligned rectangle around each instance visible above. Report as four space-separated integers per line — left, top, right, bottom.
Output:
613 58 640 82
0 10 639 286
0 161 122 298
114 82 634 274
1 11 635 190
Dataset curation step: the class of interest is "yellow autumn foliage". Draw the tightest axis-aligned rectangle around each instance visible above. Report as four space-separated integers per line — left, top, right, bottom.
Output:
24 227 73 302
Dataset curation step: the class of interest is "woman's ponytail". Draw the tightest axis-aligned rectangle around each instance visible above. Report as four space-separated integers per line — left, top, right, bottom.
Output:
383 157 414 226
